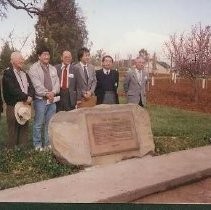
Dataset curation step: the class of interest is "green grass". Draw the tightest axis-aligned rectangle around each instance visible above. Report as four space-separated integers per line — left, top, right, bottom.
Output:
0 115 7 147
0 103 211 189
0 147 83 190
0 115 83 190
148 104 211 154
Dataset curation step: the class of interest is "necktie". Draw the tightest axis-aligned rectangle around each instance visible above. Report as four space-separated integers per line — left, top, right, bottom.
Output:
17 71 25 92
84 66 89 83
139 70 142 82
61 65 68 89
41 64 53 91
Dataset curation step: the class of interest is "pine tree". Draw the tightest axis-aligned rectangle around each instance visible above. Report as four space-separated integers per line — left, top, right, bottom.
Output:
0 42 14 74
33 0 88 64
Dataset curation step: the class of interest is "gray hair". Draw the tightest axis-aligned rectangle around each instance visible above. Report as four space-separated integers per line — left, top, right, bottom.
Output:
10 51 23 61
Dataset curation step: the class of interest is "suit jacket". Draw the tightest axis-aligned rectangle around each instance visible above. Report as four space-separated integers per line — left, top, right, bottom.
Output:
95 69 119 104
73 63 97 98
2 68 35 106
28 61 60 99
55 64 80 107
123 68 148 107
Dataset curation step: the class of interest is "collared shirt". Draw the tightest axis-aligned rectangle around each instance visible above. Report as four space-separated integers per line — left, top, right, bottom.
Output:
80 62 89 78
135 68 143 82
40 62 53 91
14 69 28 94
103 68 110 75
60 63 70 88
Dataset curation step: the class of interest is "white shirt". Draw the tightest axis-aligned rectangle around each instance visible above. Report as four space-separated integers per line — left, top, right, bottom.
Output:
103 69 110 75
60 64 70 88
135 68 143 82
14 69 28 94
80 62 89 78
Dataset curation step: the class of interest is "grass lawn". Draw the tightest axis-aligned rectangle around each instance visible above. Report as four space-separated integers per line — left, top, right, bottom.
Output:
0 104 211 190
148 104 211 154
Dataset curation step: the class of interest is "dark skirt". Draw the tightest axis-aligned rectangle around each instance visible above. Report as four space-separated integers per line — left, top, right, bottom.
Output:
102 91 116 104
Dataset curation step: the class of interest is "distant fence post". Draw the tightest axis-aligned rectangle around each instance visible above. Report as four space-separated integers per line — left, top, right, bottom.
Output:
151 75 155 86
173 72 177 84
202 78 205 89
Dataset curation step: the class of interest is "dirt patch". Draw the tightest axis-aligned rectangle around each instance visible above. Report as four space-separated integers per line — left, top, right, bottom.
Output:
135 177 211 203
147 78 211 113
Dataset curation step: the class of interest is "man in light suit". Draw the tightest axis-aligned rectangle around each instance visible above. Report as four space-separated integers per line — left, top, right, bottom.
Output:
124 56 149 107
28 46 60 150
55 50 80 111
73 47 96 106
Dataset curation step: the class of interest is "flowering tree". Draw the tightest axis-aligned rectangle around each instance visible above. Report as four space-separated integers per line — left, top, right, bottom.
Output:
165 23 211 102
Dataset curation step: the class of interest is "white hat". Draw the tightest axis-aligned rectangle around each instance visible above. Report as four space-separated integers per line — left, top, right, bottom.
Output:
14 102 31 125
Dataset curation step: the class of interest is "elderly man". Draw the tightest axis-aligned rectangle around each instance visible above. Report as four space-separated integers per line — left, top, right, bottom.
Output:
123 56 149 107
2 51 35 148
73 47 96 107
55 50 81 111
29 46 60 150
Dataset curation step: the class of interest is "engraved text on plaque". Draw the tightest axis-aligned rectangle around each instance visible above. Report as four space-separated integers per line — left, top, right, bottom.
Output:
86 111 139 156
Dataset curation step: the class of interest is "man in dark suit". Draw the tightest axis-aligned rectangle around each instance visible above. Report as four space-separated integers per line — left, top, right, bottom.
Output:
2 51 35 148
95 55 119 104
55 50 80 111
73 47 96 107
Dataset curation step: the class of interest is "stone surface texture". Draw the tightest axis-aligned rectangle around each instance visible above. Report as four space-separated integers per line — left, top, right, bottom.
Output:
0 146 211 203
49 104 155 166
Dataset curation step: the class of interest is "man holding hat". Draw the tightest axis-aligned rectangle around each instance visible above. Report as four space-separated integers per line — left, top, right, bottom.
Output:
29 46 60 150
2 51 35 148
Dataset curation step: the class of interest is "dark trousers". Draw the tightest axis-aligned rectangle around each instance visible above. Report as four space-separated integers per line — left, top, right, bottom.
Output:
139 97 144 107
56 89 73 112
6 105 29 148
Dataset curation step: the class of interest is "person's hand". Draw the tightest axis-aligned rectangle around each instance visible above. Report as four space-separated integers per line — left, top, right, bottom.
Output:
75 100 82 109
26 96 33 105
46 92 55 102
77 100 82 105
83 91 91 99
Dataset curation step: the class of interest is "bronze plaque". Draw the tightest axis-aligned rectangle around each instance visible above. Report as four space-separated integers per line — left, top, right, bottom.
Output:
86 111 139 156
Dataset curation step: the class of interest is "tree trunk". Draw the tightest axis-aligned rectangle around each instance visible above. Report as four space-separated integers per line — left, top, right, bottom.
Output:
192 78 200 102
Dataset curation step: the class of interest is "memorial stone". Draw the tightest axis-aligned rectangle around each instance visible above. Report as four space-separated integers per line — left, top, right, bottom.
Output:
49 104 155 166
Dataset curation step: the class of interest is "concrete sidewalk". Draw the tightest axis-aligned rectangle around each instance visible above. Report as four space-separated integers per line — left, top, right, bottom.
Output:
0 146 211 203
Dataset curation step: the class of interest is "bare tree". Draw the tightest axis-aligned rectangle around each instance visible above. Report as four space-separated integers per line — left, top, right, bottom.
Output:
164 23 211 102
90 49 106 66
2 29 31 52
152 52 157 71
139 48 149 62
0 0 41 18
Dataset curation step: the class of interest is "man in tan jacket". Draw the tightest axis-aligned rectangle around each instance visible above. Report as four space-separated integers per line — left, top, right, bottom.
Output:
29 46 60 150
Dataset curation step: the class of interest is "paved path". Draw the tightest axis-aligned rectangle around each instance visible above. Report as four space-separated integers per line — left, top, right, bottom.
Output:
0 146 211 203
136 177 211 203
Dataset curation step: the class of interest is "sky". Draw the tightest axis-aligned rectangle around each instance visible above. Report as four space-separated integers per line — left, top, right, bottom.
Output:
1 0 211 61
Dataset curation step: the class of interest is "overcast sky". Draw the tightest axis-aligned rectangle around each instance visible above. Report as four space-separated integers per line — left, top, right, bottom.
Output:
1 0 211 61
